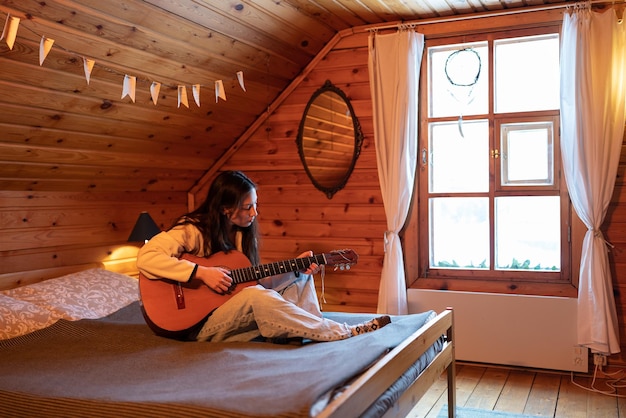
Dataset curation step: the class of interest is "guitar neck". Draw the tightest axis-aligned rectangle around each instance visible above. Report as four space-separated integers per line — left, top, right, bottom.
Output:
230 254 326 284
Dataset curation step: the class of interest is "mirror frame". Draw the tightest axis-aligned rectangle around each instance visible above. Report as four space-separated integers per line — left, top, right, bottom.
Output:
296 80 364 199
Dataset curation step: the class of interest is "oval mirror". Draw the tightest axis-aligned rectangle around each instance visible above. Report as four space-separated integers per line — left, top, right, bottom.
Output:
297 80 363 199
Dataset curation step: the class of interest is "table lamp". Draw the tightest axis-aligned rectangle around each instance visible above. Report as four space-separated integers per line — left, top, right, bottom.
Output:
128 211 161 243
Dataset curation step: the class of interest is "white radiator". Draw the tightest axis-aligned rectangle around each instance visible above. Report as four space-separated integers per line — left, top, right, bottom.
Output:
408 289 588 372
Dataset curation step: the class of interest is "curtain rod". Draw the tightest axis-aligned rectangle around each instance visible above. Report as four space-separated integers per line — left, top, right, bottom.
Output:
351 0 624 33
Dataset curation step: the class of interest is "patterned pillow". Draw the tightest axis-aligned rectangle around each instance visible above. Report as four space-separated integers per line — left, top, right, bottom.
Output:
2 268 139 321
0 294 60 340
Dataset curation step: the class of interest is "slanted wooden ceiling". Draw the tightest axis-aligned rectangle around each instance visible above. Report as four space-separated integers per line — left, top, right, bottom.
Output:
0 0 569 194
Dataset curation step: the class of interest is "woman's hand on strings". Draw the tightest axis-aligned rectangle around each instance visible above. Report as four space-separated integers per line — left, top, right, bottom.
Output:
197 266 232 294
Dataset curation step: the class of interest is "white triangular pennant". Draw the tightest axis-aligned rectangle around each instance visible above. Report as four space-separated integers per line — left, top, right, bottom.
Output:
1 14 20 50
192 84 201 107
83 58 95 84
39 36 54 66
237 71 246 92
150 82 161 105
121 75 136 103
215 80 226 103
178 85 189 108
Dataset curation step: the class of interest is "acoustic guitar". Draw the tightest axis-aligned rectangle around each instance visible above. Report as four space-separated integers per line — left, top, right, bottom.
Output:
139 249 358 337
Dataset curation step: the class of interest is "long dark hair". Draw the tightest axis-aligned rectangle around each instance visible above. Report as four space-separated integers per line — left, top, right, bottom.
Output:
170 170 259 264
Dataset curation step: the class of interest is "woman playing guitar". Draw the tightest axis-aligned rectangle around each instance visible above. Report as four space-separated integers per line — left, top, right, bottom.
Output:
137 170 390 342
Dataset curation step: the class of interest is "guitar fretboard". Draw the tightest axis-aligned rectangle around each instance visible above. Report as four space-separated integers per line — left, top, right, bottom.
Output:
230 254 326 284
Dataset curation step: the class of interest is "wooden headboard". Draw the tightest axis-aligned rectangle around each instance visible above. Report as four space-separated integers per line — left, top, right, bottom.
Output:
0 263 105 291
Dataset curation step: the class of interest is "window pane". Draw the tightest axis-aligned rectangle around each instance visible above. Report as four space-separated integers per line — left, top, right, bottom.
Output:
495 196 561 271
429 42 488 118
430 197 490 269
501 121 554 186
429 120 489 193
495 35 559 113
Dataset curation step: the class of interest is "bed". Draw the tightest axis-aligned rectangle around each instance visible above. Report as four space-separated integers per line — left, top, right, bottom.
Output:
0 266 456 418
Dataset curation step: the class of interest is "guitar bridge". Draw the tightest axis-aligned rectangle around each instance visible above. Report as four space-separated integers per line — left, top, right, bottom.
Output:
174 282 186 310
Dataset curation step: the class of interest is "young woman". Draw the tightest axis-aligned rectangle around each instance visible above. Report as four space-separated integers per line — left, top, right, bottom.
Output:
137 170 390 342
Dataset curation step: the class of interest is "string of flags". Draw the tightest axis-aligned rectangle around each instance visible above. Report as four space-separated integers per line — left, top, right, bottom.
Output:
0 13 247 108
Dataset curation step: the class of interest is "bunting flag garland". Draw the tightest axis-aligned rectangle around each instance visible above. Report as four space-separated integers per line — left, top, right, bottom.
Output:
122 75 136 103
178 85 189 108
39 36 54 66
192 84 201 107
1 12 248 108
237 71 246 92
1 14 20 50
215 80 226 102
150 82 161 105
83 58 95 84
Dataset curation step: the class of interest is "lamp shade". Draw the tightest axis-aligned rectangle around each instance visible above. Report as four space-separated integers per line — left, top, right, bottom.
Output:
128 211 161 243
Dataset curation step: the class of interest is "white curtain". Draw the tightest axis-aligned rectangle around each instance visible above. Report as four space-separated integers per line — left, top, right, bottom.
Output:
368 29 424 315
561 6 626 354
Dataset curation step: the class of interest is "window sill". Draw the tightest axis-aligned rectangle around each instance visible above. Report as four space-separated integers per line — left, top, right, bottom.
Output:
409 276 578 298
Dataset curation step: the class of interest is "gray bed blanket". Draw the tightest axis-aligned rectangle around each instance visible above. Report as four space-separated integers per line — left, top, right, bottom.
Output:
0 302 436 417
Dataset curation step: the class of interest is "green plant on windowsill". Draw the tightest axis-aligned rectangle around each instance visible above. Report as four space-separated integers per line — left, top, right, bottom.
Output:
436 258 558 271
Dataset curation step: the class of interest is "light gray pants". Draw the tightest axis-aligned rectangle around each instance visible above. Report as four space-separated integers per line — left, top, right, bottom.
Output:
196 273 352 342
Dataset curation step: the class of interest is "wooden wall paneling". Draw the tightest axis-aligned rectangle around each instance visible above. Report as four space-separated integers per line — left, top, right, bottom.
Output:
333 32 371 50
302 69 370 91
0 79 217 131
0 102 223 145
260 218 385 241
0 53 247 137
3 219 138 252
1 161 201 182
0 190 185 280
258 236 380 259
320 293 379 312
257 180 382 204
0 262 105 291
315 48 369 71
0 190 184 208
1 205 134 229
258 200 386 222
3 244 132 274
0 178 192 193
605 228 626 246
0 142 213 171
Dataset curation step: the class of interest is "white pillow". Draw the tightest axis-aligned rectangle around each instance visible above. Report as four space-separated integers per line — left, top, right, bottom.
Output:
0 294 60 340
2 268 139 320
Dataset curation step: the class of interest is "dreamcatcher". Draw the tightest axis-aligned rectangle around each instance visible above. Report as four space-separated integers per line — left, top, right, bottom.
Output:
444 47 481 137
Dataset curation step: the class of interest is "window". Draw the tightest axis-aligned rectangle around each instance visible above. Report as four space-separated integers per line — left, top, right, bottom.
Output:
417 27 573 292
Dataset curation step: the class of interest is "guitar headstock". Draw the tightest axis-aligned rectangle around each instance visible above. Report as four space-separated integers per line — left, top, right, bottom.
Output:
324 249 358 271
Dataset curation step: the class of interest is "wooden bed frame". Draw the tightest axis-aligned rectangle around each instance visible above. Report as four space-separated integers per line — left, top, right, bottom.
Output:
321 308 456 418
1 263 456 418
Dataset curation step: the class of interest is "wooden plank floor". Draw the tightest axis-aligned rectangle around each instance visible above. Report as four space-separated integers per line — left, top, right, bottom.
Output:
407 363 626 417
